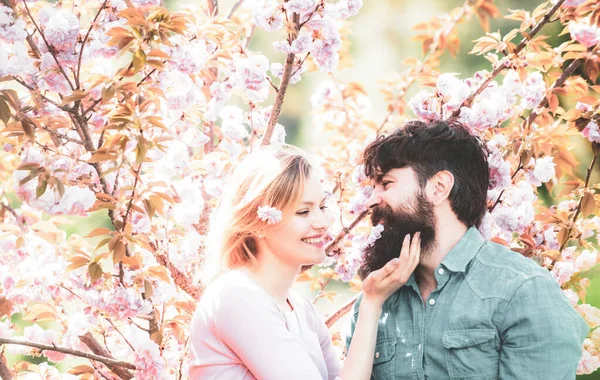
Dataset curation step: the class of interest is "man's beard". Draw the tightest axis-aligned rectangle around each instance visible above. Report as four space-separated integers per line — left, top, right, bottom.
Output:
358 190 436 280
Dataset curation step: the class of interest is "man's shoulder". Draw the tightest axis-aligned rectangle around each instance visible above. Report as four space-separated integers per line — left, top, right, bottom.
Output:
464 240 553 301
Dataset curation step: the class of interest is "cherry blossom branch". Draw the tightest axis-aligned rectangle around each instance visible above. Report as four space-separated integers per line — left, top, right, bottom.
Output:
21 0 76 92
79 332 134 379
325 209 370 256
550 153 598 268
525 57 584 131
151 244 203 300
76 0 109 88
452 0 566 117
0 352 12 380
313 276 333 304
261 13 300 146
325 294 358 328
0 337 136 371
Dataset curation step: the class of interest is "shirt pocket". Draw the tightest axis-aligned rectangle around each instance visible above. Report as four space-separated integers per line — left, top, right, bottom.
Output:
371 337 397 380
442 328 499 379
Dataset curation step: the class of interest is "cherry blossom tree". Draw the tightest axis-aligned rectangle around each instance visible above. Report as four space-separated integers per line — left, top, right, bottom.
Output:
0 0 599 378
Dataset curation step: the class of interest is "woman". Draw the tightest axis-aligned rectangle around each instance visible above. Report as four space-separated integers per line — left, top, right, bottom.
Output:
189 145 420 380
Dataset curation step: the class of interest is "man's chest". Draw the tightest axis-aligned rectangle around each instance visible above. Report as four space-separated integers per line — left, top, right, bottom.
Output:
371 280 503 380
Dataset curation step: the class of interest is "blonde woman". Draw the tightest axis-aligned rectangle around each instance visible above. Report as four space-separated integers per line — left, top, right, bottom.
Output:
189 145 420 380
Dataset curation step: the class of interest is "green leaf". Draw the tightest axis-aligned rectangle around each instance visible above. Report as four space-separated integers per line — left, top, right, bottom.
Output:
88 262 103 283
0 99 10 125
132 49 147 72
36 179 48 199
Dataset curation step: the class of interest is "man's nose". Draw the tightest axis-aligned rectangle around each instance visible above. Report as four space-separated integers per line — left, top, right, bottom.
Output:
365 191 381 209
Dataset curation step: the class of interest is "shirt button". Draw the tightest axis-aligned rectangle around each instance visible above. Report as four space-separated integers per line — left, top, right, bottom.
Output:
438 268 445 275
429 298 436 306
375 352 380 359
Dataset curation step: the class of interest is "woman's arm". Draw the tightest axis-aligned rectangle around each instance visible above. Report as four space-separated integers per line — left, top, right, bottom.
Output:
338 232 420 380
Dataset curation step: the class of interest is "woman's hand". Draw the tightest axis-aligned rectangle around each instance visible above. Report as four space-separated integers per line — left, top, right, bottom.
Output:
361 232 421 308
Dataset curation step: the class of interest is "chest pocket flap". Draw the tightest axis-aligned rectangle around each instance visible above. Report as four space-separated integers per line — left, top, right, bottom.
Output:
442 328 496 349
373 337 397 364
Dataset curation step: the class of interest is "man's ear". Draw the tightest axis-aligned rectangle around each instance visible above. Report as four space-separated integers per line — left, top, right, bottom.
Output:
428 170 454 205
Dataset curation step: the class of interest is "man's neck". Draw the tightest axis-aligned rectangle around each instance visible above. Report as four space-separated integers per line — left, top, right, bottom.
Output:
416 220 468 294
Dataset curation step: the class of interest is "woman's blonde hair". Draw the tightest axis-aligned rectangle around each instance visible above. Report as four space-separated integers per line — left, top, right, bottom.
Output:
200 144 313 284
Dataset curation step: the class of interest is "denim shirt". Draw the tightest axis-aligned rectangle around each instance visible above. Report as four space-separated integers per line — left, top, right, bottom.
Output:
346 227 589 380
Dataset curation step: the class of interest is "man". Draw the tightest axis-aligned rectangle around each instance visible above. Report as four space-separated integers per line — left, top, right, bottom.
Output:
346 119 589 379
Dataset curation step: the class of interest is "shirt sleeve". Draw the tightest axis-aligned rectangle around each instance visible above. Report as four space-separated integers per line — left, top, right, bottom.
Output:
214 287 324 380
498 275 589 379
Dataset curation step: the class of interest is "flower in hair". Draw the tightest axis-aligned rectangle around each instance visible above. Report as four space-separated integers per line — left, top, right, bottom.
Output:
257 205 282 225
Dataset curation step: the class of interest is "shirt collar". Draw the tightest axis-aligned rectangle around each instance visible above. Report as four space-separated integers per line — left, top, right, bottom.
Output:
440 226 485 273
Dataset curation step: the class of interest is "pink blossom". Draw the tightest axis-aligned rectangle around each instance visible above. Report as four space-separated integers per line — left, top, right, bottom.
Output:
271 61 304 84
365 224 384 248
436 73 470 113
551 261 576 285
582 121 600 143
0 6 27 43
302 17 342 72
98 286 152 319
235 55 271 103
570 21 600 48
170 39 211 74
526 156 556 187
269 123 287 146
284 0 318 22
579 304 600 328
325 0 363 19
252 0 284 32
351 164 367 183
459 86 514 130
220 106 249 141
334 252 361 281
257 205 282 224
576 250 598 272
563 289 579 307
578 350 600 375
409 90 441 121
44 10 80 51
576 102 593 112
521 72 546 110
348 185 372 214
488 155 511 193
558 0 587 7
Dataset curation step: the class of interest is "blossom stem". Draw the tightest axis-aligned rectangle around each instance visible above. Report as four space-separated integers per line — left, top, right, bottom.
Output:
0 337 136 371
0 351 12 380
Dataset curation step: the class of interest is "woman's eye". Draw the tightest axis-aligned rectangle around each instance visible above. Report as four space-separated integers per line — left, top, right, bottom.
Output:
296 210 309 215
320 205 328 211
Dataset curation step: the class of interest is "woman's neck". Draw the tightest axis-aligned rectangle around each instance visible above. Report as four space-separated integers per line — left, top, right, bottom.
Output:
241 256 299 311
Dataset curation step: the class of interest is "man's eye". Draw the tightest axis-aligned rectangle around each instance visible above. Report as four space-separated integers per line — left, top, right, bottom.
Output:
382 181 391 188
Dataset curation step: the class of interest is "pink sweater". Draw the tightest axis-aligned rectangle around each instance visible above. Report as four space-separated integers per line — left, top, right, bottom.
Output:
189 270 342 380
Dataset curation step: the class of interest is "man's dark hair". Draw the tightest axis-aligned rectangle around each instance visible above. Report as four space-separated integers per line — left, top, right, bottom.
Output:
361 119 489 227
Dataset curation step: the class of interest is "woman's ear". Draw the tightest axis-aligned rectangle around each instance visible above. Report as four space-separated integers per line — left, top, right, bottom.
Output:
429 170 454 205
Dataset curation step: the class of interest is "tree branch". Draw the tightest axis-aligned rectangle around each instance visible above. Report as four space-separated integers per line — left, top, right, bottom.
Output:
0 337 136 371
76 0 110 88
261 13 300 146
325 209 370 256
79 332 134 379
21 0 76 91
0 353 12 380
325 295 358 328
452 0 566 116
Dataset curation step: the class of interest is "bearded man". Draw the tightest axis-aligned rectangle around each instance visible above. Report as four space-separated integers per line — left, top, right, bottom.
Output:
346 119 589 380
